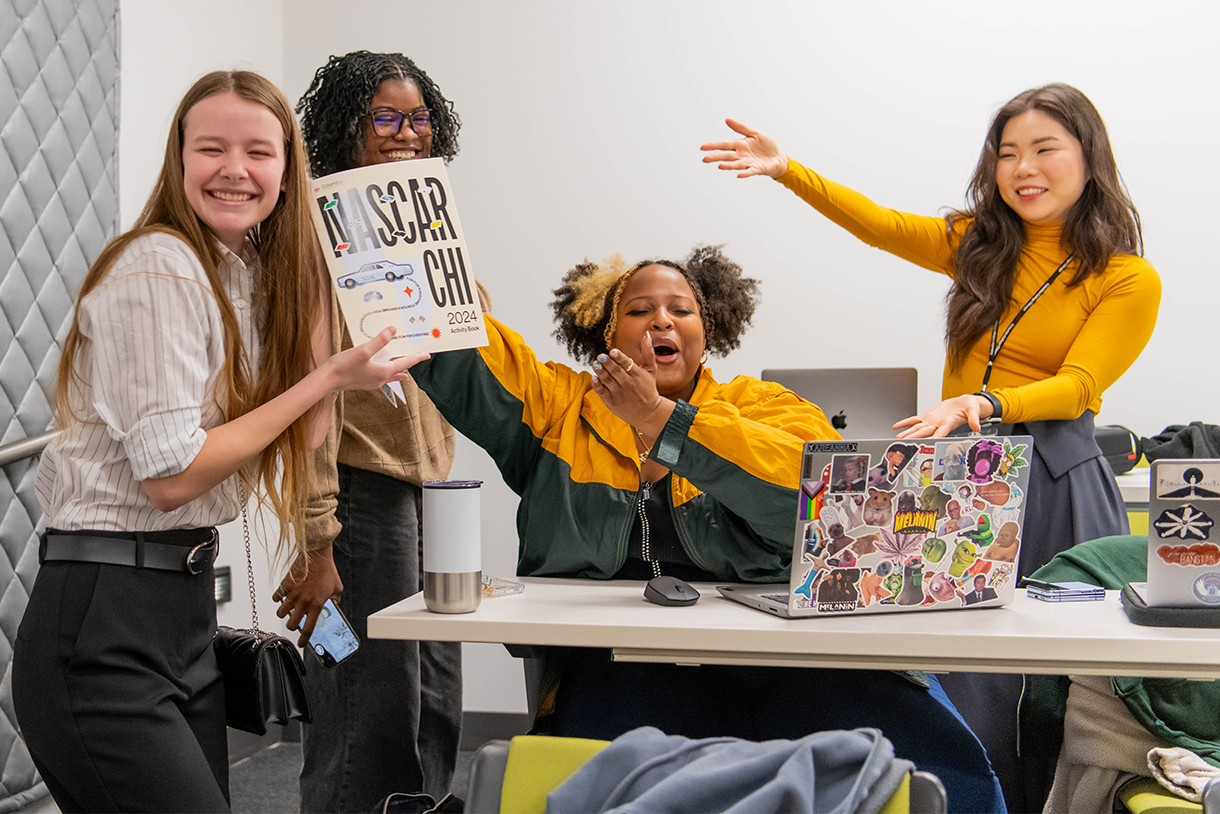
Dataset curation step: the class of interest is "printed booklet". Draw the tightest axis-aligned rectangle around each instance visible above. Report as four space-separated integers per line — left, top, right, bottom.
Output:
309 158 488 361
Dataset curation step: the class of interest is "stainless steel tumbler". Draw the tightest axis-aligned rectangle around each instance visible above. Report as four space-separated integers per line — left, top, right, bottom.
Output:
422 480 483 613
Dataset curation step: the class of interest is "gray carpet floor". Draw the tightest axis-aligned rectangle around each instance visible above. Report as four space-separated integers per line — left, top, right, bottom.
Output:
229 743 475 813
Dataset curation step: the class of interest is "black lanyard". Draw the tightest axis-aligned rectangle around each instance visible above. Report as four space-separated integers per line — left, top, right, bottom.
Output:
980 254 1074 392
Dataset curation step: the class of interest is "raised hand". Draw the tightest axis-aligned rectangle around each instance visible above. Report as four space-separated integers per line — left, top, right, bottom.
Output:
700 118 789 179
590 332 668 430
325 326 430 393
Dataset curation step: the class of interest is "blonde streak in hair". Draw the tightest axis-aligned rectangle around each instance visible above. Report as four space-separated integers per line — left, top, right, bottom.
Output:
601 259 648 350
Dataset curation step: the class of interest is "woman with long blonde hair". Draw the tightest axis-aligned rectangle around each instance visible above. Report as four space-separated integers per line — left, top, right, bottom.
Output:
12 70 423 812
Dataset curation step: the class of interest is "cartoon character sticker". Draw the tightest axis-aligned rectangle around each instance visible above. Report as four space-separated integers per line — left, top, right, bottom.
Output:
924 570 959 604
998 439 1030 479
867 443 919 491
948 538 979 577
966 439 1004 484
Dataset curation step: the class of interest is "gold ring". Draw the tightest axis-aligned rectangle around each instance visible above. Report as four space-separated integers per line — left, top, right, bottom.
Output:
623 358 635 372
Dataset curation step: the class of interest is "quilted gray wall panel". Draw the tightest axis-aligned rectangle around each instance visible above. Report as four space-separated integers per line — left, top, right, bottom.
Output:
0 0 119 808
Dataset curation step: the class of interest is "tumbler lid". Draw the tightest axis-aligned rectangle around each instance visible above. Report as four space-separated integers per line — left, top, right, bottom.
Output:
423 479 483 489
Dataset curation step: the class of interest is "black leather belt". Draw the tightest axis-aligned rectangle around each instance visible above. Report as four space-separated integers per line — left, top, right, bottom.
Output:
40 528 219 574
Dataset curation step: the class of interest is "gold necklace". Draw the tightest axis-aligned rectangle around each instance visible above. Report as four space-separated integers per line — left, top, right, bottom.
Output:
632 426 649 465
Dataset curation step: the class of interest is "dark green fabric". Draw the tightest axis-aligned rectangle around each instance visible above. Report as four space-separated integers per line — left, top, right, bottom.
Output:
1029 535 1220 769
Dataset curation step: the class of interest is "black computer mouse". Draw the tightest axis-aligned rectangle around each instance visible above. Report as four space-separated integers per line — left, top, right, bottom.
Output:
644 575 700 607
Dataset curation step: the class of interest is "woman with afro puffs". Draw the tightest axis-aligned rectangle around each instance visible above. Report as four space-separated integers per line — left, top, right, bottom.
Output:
408 245 1006 814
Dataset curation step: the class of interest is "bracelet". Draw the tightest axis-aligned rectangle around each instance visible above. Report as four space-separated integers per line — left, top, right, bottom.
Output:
974 391 1002 421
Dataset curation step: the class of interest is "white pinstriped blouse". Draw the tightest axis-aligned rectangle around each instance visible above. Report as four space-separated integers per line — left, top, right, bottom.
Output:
36 232 262 532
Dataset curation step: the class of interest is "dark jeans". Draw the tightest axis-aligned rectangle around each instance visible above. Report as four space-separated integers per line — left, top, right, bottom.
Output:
14 558 229 813
551 650 1006 814
300 465 463 812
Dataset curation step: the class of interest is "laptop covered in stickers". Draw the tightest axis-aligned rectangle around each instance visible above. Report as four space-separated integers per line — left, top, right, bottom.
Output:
718 435 1034 618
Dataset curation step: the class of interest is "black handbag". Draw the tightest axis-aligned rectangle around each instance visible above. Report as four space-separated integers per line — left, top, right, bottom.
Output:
213 490 312 735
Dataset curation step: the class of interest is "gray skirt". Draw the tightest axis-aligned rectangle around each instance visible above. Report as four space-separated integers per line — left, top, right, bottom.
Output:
1001 410 1129 580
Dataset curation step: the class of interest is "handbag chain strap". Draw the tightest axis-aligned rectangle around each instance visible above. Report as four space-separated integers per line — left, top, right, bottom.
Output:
237 484 266 637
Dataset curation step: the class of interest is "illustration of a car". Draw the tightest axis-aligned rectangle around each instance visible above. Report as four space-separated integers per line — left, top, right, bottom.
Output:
337 260 414 288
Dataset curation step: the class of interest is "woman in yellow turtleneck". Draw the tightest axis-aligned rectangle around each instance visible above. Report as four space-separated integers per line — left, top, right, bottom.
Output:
701 83 1160 578
702 83 1160 812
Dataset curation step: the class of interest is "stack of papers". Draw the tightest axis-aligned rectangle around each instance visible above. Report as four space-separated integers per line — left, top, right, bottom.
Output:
1026 580 1106 602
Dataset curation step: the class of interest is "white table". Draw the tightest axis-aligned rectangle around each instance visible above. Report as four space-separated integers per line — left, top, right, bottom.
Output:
368 578 1220 680
1116 468 1151 507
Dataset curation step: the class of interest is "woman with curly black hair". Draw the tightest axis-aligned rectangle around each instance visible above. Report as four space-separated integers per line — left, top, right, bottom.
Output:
295 50 461 176
271 51 475 812
409 245 1005 814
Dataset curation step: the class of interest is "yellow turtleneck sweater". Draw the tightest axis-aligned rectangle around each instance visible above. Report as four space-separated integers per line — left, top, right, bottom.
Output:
777 158 1161 424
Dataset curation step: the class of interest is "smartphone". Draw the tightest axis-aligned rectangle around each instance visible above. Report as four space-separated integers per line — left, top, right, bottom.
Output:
310 598 360 667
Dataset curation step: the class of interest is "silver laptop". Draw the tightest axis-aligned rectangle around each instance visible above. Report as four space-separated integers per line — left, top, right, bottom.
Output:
719 436 1034 617
761 368 918 438
1133 459 1220 607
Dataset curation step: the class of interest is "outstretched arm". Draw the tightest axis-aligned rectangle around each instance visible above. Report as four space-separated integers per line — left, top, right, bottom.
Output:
142 327 426 511
701 119 955 273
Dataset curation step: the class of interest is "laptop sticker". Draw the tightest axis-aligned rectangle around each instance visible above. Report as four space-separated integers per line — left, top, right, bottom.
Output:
1153 505 1215 541
934 441 970 481
922 536 948 564
966 438 1004 484
918 484 952 519
925 570 958 604
999 439 1030 478
1155 464 1220 499
867 443 919 491
859 568 891 607
948 539 979 577
816 568 860 611
829 454 870 494
975 480 1011 506
983 522 1020 562
862 488 895 526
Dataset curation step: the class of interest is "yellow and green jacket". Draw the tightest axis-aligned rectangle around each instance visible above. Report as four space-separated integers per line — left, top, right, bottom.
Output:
411 316 839 582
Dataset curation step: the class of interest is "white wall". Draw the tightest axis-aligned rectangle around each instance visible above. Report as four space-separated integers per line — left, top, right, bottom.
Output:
121 0 1220 714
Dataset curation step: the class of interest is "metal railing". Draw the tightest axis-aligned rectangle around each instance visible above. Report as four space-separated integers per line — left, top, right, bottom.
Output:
0 430 58 467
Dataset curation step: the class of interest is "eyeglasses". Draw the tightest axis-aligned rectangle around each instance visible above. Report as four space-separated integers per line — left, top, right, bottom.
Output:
368 106 433 138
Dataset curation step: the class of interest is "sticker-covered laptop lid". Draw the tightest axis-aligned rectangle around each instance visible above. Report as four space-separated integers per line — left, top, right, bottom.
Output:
1146 459 1220 607
790 436 1033 616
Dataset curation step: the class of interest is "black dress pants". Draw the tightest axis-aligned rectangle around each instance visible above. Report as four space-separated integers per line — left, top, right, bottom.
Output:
14 557 229 813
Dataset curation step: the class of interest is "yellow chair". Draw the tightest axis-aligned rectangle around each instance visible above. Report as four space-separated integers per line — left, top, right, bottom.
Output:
1116 776 1220 814
463 735 946 813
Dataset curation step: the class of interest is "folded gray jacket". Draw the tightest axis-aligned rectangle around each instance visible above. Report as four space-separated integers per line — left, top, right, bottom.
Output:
546 726 912 814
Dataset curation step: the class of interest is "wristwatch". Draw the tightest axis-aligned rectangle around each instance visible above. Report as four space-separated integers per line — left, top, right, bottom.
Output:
974 391 1003 421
